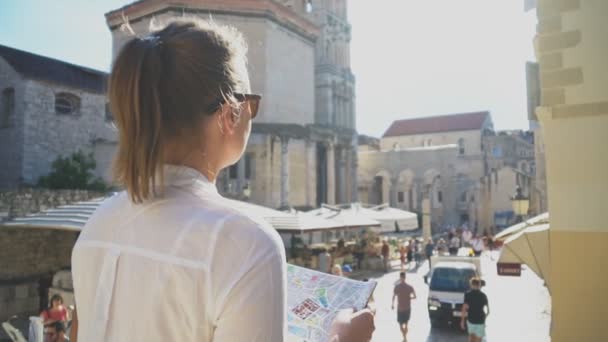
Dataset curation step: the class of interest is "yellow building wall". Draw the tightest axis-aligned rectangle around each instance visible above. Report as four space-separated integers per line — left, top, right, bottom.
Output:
535 1 608 341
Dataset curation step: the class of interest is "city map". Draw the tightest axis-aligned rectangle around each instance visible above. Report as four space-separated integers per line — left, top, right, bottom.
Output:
286 265 377 342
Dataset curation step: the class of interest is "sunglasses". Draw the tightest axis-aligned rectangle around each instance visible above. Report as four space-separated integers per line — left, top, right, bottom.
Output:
208 93 262 119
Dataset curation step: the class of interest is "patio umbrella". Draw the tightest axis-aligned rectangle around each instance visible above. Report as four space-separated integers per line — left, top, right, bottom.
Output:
498 223 551 288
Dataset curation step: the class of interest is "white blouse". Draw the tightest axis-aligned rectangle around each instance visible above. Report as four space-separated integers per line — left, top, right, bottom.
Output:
72 165 287 342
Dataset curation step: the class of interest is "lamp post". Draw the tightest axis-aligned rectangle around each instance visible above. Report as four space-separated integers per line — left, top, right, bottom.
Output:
511 186 530 223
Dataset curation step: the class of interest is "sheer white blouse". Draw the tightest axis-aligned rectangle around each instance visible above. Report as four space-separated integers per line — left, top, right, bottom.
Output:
72 165 286 341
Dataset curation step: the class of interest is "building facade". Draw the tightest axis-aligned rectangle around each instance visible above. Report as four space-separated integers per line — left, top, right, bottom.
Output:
102 0 358 209
358 111 537 235
530 1 608 340
0 45 115 189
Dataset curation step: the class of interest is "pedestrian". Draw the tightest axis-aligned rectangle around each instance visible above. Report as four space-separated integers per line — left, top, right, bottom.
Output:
424 238 435 266
406 240 414 268
437 238 447 255
472 236 484 256
449 234 460 255
381 240 390 272
392 272 416 341
318 247 331 273
40 294 68 326
460 277 490 342
399 244 407 270
70 20 373 342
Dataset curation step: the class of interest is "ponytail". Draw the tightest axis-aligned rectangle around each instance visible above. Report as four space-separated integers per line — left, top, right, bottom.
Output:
109 37 164 203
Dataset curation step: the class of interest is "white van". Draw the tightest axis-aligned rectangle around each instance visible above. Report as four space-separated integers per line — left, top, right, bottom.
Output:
424 255 483 327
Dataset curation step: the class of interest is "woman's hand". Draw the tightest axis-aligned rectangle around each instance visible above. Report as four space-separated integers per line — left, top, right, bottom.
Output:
329 308 375 342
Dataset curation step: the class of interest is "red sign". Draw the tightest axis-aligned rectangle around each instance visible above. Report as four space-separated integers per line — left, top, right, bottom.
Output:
497 262 522 276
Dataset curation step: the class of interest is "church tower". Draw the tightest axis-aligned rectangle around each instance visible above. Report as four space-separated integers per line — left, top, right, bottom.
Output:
307 0 358 204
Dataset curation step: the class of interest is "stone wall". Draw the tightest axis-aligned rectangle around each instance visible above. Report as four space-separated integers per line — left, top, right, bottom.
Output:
0 57 25 189
0 228 79 320
0 188 103 220
111 11 316 126
21 80 116 185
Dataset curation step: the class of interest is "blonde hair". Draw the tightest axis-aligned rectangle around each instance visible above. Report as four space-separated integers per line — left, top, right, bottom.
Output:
109 20 248 203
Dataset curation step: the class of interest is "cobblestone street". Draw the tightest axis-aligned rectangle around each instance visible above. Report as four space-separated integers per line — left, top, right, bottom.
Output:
369 252 551 342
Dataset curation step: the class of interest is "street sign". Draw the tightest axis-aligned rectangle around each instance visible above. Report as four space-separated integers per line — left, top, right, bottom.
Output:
497 262 522 276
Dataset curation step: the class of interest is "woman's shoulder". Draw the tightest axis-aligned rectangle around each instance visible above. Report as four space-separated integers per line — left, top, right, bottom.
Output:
212 198 284 249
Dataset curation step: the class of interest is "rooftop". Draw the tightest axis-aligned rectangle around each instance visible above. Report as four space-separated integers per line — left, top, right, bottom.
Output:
0 44 107 94
382 111 491 137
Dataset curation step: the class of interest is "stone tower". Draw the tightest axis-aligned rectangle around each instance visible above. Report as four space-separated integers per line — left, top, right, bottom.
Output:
307 0 358 204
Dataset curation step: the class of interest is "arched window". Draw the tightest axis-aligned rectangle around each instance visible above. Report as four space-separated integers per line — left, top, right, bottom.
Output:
1 88 15 128
55 92 81 115
458 138 465 155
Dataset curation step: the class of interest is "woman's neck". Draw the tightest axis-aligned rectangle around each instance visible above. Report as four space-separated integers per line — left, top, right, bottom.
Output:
164 147 221 183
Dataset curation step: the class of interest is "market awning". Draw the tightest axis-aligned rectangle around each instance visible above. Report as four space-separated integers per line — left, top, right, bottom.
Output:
228 200 344 233
494 212 549 241
1 198 106 231
305 205 381 229
359 203 418 232
1 197 345 235
498 223 551 288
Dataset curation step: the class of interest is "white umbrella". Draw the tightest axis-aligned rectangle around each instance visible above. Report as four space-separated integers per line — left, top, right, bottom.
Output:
498 223 551 288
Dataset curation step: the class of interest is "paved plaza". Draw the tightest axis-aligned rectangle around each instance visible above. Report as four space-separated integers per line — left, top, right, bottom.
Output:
369 252 551 342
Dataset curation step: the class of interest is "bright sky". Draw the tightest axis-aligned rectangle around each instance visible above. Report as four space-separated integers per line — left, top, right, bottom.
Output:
0 0 537 137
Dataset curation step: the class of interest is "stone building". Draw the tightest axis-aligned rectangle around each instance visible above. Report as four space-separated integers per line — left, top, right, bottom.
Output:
100 0 358 209
483 130 535 174
358 111 537 235
0 45 115 189
527 1 608 339
358 112 494 233
526 61 549 214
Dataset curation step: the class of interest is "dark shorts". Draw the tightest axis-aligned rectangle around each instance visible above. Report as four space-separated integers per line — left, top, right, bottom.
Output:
397 310 411 324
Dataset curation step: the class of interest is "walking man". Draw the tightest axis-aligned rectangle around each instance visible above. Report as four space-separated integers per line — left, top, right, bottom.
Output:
460 277 489 342
392 272 416 341
381 240 390 272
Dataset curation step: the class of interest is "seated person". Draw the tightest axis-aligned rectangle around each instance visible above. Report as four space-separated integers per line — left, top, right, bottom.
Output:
40 294 68 325
44 321 68 342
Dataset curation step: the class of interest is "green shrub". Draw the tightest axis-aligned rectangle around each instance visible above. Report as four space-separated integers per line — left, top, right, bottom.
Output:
37 150 109 191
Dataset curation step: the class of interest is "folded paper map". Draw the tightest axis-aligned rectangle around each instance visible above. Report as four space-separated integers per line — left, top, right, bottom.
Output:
286 264 377 342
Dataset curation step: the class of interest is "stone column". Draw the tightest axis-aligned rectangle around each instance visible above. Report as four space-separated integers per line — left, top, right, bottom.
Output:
305 140 313 207
326 142 336 205
280 136 290 208
236 158 245 194
350 134 358 202
337 147 347 203
422 195 432 240
389 177 398 207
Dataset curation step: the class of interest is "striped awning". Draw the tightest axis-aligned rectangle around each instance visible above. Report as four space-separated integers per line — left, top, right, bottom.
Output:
1 198 107 231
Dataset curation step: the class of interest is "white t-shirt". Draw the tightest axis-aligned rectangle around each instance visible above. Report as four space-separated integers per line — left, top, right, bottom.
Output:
72 165 286 342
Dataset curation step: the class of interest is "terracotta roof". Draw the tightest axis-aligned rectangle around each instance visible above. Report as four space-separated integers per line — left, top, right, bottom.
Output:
0 45 107 94
382 111 490 137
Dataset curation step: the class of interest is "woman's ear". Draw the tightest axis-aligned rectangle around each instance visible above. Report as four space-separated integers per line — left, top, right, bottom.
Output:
217 104 236 135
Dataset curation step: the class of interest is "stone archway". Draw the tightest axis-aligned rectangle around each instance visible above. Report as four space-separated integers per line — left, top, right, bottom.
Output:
372 170 392 205
397 169 415 210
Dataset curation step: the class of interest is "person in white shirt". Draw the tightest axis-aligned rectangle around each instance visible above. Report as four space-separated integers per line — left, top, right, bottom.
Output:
71 20 374 342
